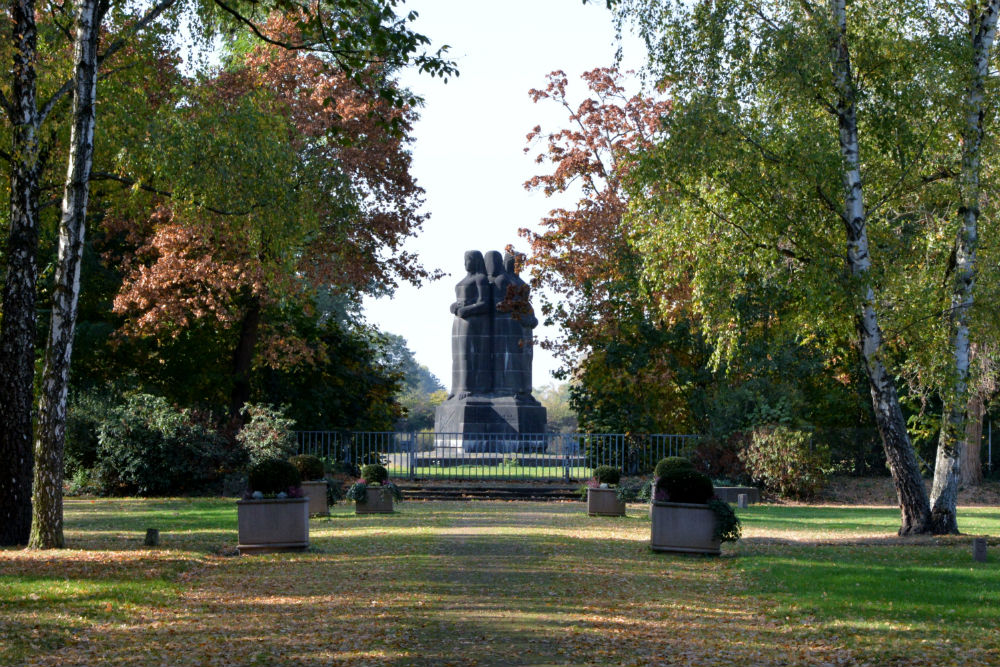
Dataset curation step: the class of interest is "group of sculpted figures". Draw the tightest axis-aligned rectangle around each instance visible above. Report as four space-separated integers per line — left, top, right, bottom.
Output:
449 250 537 399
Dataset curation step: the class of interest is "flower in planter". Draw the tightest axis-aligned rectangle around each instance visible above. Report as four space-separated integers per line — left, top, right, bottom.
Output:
592 465 621 487
347 464 403 503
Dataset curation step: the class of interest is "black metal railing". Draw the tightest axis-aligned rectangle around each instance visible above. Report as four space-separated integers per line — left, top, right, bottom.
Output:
296 431 698 481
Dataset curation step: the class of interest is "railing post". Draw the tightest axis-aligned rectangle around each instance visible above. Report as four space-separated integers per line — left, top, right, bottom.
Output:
408 432 416 480
562 434 569 481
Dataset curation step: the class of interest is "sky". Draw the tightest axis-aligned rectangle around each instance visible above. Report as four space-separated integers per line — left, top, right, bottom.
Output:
363 0 647 391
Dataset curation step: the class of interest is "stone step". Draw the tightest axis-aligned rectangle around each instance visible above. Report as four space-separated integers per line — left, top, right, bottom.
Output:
395 483 582 502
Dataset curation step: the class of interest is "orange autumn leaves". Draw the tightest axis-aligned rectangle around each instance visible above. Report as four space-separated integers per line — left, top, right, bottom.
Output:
521 67 678 353
109 14 428 370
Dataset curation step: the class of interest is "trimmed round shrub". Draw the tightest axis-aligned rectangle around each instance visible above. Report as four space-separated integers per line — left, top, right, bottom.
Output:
592 465 621 485
361 463 388 485
655 467 714 504
654 456 696 479
289 454 324 481
248 458 302 495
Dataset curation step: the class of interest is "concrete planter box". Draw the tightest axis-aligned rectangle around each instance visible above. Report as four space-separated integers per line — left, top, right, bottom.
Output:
355 486 394 514
650 501 720 555
587 487 626 516
237 497 309 554
713 486 760 504
301 480 329 517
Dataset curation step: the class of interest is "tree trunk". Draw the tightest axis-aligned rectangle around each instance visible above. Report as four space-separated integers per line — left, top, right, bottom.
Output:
961 391 985 486
929 0 998 534
230 295 262 422
30 0 103 550
0 0 40 547
829 0 931 534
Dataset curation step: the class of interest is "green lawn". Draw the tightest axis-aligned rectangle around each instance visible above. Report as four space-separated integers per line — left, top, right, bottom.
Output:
1 499 997 666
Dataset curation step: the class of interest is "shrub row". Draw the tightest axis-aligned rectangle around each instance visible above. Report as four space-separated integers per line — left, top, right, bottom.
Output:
66 392 298 497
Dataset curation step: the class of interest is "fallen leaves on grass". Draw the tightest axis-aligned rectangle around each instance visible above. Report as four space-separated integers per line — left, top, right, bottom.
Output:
2 500 999 666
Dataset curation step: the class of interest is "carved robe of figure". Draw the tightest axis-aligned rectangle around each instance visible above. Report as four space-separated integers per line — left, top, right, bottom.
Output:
449 250 492 397
485 250 521 395
504 251 538 396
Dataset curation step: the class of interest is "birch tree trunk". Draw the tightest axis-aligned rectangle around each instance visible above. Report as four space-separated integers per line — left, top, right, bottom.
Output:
929 0 999 534
0 0 40 547
829 0 931 534
29 0 104 549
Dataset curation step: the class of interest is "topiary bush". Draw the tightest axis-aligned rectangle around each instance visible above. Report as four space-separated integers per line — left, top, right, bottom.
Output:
361 463 388 485
592 465 621 485
654 456 696 479
94 393 229 496
236 403 298 468
289 454 324 481
655 467 715 504
741 426 830 499
248 458 302 496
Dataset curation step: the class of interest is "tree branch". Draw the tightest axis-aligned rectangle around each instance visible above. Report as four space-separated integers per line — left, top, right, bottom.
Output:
38 0 179 124
38 80 75 125
212 0 320 51
98 0 176 66
91 171 275 216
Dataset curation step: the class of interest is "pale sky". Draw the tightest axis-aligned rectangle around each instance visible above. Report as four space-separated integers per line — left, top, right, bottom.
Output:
363 0 647 390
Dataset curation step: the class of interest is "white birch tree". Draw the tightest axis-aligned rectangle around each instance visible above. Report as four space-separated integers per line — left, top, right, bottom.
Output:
615 0 1000 534
929 0 1000 534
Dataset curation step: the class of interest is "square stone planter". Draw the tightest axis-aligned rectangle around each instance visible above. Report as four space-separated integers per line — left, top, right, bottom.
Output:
301 480 329 517
587 487 626 516
237 497 309 554
355 485 394 514
650 501 720 555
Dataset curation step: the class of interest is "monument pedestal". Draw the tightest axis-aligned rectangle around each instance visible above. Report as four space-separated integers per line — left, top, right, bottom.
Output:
434 395 547 452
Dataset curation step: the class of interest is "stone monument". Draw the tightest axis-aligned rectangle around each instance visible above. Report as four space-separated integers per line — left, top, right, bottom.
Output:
434 249 547 451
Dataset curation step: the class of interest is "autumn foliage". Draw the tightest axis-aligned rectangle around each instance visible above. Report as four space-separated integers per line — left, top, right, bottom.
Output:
106 16 432 392
522 68 694 432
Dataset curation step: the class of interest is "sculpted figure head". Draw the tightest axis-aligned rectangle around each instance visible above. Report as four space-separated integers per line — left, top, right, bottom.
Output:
484 250 504 278
464 250 485 275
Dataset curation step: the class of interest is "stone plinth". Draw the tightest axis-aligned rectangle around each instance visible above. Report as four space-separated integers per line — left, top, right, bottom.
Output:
434 395 547 452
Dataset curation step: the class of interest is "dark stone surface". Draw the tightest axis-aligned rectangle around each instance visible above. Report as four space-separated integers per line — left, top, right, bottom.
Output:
712 486 761 504
436 249 546 449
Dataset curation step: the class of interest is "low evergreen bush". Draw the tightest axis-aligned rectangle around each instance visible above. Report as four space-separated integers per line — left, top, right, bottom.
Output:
248 458 302 496
654 456 696 479
289 454 324 481
361 463 389 485
94 393 229 496
654 467 715 504
592 465 621 485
